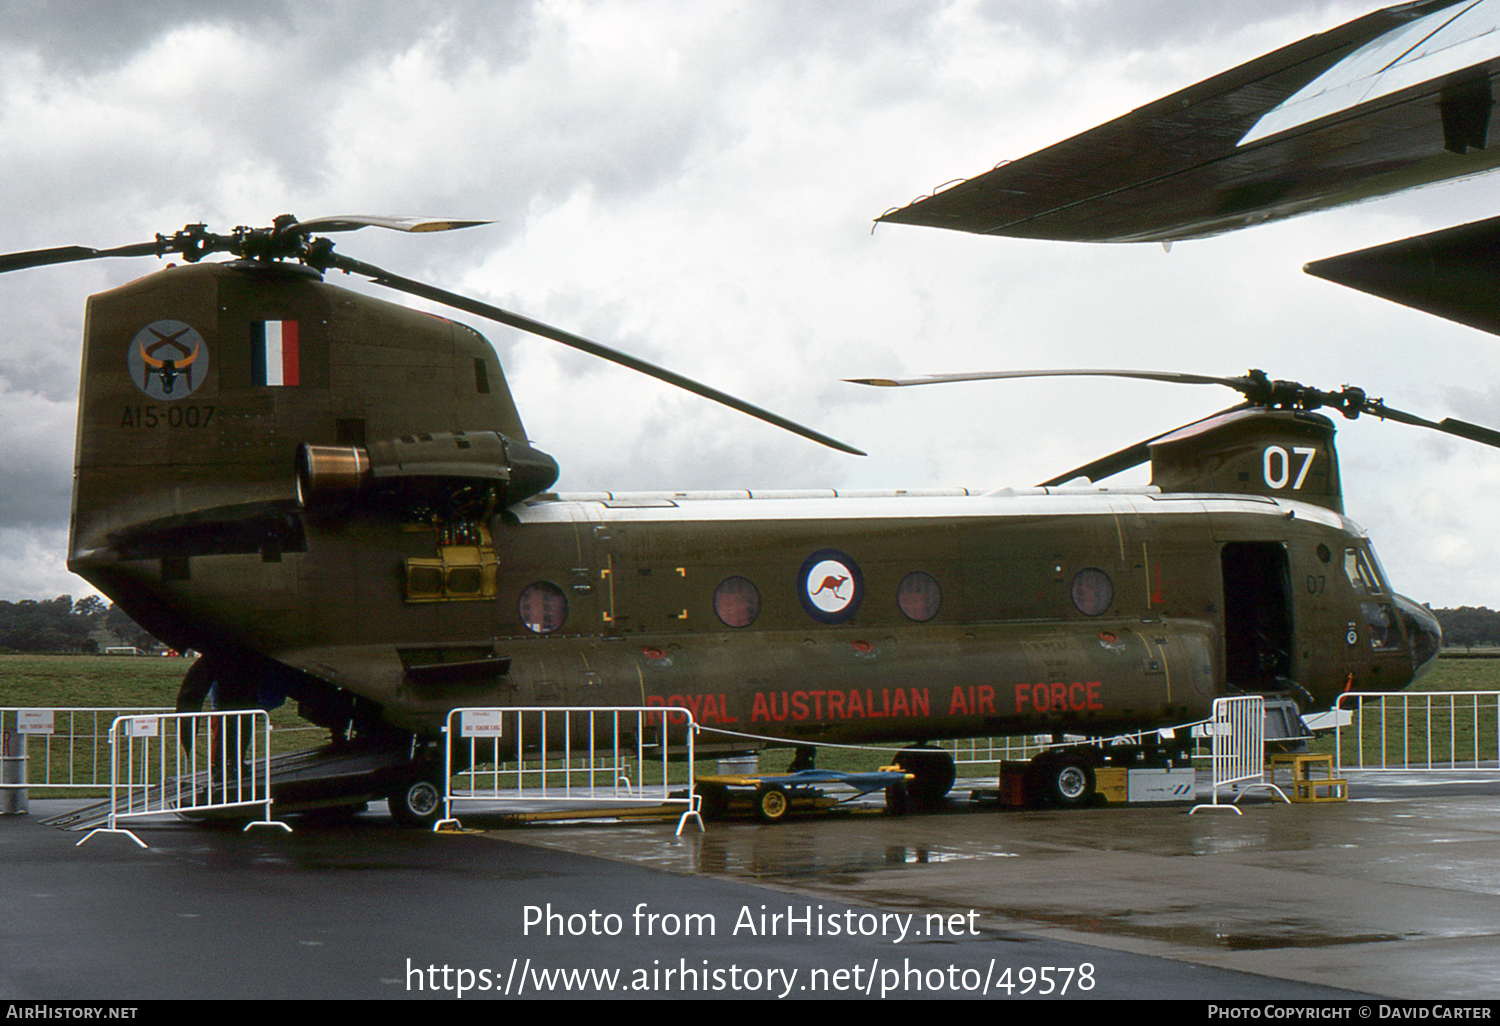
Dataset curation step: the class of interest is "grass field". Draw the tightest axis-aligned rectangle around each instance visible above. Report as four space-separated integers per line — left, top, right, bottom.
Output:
4 653 1500 791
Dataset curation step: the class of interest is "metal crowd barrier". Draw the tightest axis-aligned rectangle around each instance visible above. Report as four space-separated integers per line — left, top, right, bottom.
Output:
1 707 175 810
77 710 291 848
1190 695 1289 814
1335 691 1500 772
436 706 703 836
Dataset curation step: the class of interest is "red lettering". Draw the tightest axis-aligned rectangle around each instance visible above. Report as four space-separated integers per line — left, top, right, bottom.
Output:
751 692 770 723
791 691 808 721
847 689 865 718
867 689 884 718
828 691 847 719
1069 682 1084 711
1033 683 1050 712
977 685 995 715
1014 684 1030 713
808 691 826 719
911 689 929 716
948 686 969 716
701 693 720 724
1050 682 1068 710
720 694 738 723
768 692 788 722
891 688 909 718
646 694 666 726
1087 681 1102 711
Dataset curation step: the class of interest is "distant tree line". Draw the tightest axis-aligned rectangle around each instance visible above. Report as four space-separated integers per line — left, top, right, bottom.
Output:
1431 607 1500 650
0 596 158 654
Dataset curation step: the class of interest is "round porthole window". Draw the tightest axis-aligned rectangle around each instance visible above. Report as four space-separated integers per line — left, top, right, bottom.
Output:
1071 567 1113 617
897 571 942 622
519 581 568 633
713 575 761 628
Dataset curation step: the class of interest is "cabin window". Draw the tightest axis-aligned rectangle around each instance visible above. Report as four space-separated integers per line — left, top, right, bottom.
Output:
713 575 760 628
897 571 942 621
1071 567 1113 616
1344 548 1382 594
519 581 568 633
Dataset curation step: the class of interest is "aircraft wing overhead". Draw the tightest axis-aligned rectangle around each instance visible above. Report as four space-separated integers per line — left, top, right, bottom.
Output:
1306 213 1500 336
878 0 1500 243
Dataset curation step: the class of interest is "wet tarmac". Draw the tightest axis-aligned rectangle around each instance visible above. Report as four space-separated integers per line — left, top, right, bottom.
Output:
497 772 1500 999
3 772 1499 1000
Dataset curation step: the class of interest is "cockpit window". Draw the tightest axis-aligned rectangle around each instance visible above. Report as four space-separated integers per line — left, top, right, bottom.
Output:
1343 548 1383 595
1361 602 1401 650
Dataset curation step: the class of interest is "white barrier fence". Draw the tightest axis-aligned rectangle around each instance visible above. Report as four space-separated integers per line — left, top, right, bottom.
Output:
438 706 703 835
78 710 291 848
1190 695 1288 814
1335 691 1500 772
1 707 174 807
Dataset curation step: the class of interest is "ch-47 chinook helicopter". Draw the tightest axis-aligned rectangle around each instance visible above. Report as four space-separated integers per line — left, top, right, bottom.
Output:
11 0 1500 824
0 214 1481 824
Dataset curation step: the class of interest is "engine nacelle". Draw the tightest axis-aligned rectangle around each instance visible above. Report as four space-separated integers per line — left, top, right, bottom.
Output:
297 431 559 511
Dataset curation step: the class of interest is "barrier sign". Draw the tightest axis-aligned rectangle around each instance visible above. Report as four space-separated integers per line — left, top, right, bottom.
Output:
17 709 53 735
461 709 503 737
125 716 159 738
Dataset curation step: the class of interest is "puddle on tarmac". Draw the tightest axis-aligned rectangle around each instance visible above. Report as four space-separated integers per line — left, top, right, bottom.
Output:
982 906 1410 951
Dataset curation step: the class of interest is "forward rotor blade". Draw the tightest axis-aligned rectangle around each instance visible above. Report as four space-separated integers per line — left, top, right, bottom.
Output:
0 239 162 274
1367 405 1500 450
328 252 865 456
1441 418 1500 448
847 369 1244 388
291 215 492 235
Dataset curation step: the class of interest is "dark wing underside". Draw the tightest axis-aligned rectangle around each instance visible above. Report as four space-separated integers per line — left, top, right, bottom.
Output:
1307 213 1500 336
878 0 1500 243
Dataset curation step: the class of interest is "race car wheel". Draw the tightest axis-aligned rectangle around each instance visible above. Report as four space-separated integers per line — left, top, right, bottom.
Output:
755 785 790 823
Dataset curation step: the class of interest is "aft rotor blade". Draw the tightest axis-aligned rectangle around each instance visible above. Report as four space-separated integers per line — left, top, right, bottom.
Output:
291 215 492 235
1038 404 1252 486
328 252 865 456
0 239 162 274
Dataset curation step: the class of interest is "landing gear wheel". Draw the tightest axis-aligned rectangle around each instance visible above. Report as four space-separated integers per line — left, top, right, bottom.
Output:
895 747 955 803
884 780 910 817
1030 756 1095 808
388 774 443 827
755 785 790 823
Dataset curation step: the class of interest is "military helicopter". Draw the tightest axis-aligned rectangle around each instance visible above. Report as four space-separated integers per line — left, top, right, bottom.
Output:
9 0 1500 824
0 211 1480 824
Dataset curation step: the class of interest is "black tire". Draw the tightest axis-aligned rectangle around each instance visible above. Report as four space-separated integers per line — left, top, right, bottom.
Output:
755 785 790 823
388 774 444 827
895 747 956 803
1030 756 1095 808
884 780 910 817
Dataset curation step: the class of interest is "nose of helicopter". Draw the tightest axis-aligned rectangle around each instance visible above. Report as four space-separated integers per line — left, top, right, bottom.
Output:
1395 593 1442 682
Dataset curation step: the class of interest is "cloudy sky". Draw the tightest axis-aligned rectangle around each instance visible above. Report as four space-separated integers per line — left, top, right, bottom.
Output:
2 0 1499 609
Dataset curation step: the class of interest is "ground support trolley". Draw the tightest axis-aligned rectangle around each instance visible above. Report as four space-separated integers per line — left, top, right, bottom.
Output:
695 768 914 822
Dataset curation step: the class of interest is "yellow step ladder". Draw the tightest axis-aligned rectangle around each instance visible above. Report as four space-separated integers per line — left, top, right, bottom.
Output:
1267 753 1347 803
